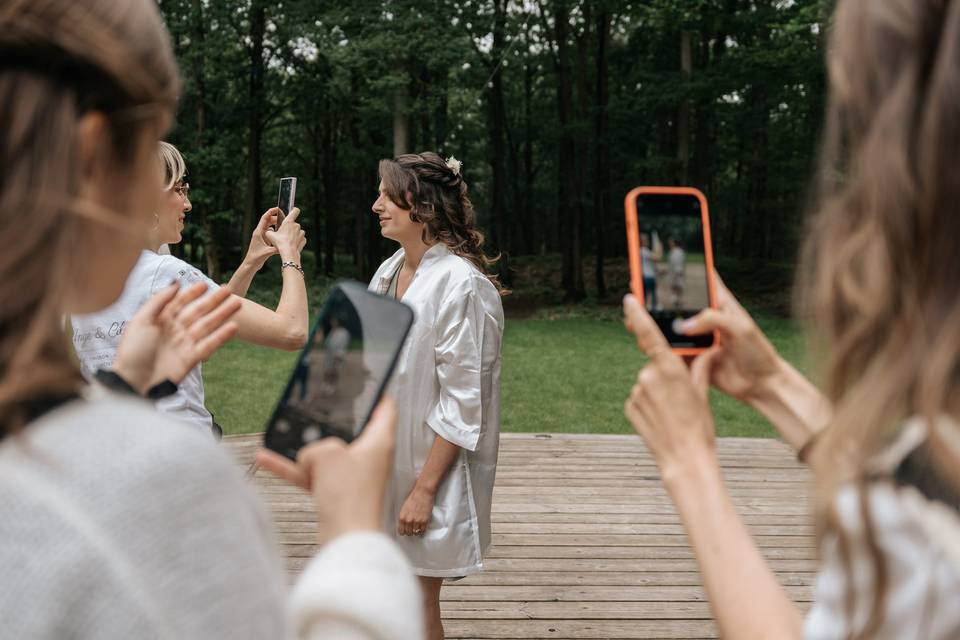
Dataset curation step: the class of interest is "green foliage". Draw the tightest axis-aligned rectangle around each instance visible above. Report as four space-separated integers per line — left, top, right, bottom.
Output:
156 0 828 292
206 302 805 437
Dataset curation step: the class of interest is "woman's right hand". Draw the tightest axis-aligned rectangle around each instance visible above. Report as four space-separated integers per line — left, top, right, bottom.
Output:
682 275 832 454
242 208 281 268
255 398 397 544
679 275 784 404
264 207 306 262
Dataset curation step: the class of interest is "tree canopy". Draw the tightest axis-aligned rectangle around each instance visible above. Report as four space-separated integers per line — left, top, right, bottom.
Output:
158 0 829 300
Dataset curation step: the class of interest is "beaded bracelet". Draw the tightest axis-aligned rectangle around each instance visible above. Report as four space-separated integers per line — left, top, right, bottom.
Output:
281 261 304 276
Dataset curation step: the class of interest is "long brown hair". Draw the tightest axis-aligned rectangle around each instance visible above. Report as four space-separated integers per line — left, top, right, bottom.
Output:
798 0 960 635
0 0 179 435
378 152 506 294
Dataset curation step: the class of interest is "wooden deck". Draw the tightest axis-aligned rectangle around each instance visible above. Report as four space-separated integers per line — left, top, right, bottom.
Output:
225 433 815 639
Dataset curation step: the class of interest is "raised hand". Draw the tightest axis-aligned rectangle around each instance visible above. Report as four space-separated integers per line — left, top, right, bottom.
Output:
623 293 719 469
243 208 281 269
265 207 306 262
678 275 782 402
113 282 241 393
255 398 397 544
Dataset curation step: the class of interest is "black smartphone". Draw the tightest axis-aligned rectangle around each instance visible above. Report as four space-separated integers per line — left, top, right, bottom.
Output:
263 281 414 460
276 177 297 229
626 187 718 354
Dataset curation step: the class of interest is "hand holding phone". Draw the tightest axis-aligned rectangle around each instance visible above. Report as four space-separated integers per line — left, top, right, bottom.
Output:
263 281 414 460
275 177 297 229
256 398 397 543
624 186 718 355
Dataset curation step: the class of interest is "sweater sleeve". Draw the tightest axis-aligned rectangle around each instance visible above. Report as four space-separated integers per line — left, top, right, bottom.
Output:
288 532 424 640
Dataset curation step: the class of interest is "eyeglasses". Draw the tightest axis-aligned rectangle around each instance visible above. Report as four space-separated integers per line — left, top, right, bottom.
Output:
174 182 190 198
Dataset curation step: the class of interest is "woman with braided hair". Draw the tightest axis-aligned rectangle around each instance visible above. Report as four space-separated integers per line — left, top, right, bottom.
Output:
370 152 505 640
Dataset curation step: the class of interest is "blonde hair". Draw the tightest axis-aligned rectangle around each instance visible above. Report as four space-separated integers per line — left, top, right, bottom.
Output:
158 141 186 191
798 0 960 635
0 0 179 435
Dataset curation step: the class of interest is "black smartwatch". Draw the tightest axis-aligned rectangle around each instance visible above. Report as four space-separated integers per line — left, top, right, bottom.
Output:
94 370 178 400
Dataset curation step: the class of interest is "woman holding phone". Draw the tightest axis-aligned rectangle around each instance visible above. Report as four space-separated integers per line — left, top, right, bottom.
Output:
370 152 505 640
1 0 421 637
622 0 960 637
71 142 309 437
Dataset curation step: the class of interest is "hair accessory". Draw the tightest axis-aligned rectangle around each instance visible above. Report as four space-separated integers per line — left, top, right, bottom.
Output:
445 156 462 177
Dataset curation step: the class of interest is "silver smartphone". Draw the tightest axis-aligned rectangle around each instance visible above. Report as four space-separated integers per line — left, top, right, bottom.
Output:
276 176 297 228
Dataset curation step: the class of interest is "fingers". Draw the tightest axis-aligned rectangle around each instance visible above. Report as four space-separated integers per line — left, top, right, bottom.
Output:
158 281 209 326
257 208 280 232
255 449 310 490
397 516 427 537
690 348 721 400
135 282 180 323
177 285 233 327
356 397 397 455
191 321 239 363
679 307 737 338
281 207 301 225
623 294 672 364
183 292 242 342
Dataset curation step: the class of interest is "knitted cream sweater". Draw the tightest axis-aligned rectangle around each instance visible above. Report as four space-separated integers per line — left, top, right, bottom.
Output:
0 392 422 639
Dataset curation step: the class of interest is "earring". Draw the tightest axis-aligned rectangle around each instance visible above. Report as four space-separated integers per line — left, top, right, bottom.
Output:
152 213 160 230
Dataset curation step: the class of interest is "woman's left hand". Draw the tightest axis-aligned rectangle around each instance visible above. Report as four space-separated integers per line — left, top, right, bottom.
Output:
113 282 241 393
398 485 435 536
622 294 719 475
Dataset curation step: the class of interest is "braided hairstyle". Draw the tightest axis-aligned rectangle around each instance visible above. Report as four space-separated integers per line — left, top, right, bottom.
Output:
378 152 506 294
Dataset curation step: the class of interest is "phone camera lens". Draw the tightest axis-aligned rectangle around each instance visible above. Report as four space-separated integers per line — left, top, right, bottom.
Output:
302 426 320 443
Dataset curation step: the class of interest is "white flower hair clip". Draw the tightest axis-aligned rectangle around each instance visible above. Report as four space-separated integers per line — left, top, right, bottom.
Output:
445 156 462 177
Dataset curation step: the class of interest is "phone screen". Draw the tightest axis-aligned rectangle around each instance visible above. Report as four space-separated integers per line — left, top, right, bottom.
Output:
276 177 296 227
264 281 413 460
635 192 714 349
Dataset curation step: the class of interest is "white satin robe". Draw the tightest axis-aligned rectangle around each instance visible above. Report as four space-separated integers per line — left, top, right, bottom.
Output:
369 243 503 577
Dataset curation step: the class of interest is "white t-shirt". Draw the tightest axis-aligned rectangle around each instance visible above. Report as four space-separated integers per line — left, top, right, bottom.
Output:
641 247 657 278
71 250 219 435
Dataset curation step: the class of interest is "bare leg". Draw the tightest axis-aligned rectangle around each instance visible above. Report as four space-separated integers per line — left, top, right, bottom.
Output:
419 576 444 640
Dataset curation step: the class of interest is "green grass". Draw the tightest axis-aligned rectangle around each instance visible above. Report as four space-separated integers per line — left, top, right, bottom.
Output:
205 302 806 438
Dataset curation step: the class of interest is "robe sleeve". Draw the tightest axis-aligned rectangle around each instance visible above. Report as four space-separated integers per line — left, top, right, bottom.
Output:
425 286 484 451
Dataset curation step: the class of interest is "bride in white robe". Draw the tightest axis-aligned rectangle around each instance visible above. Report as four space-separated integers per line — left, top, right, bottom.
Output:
368 152 504 640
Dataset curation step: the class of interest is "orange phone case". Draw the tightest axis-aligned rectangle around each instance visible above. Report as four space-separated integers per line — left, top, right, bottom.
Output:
624 186 719 356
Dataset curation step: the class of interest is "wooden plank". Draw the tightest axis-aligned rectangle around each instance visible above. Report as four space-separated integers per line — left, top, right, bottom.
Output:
437 571 817 588
441 619 720 639
224 433 817 640
439 585 813 603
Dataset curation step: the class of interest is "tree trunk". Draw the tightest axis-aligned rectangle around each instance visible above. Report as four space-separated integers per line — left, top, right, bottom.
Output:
349 74 366 276
244 0 265 256
393 65 409 157
593 9 611 300
190 0 221 280
569 1 588 301
552 1 583 300
322 108 339 276
310 118 322 277
677 31 693 184
523 55 537 256
488 0 511 286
